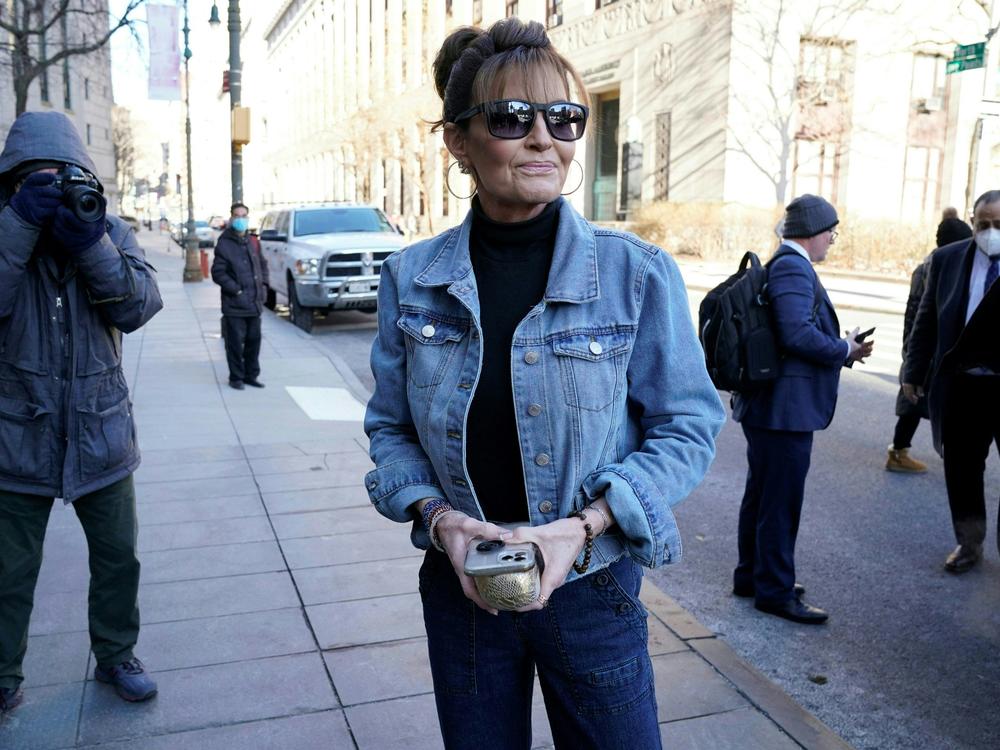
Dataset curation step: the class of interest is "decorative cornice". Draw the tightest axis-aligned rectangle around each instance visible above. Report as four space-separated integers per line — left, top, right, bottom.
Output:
549 0 715 53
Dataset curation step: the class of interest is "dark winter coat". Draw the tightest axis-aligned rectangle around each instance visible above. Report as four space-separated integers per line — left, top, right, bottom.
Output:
0 112 163 501
895 256 931 419
211 228 267 317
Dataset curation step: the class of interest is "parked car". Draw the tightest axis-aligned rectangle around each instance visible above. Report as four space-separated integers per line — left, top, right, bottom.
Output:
118 215 141 232
258 204 406 332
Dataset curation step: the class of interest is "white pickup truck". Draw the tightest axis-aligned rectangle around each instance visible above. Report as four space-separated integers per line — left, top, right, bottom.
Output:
258 204 406 332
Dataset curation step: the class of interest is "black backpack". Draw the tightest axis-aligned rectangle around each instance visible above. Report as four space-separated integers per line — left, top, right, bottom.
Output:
697 251 779 392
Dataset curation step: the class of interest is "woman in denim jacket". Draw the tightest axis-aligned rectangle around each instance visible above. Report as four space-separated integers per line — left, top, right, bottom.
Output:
364 18 725 750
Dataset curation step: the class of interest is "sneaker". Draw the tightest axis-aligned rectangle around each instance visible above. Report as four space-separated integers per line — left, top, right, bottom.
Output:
0 685 24 714
94 658 158 702
886 446 927 473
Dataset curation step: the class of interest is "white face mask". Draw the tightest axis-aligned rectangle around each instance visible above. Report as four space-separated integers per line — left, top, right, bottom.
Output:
975 227 1000 257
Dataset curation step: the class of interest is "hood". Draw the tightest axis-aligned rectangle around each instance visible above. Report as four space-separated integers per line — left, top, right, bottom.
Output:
0 111 101 189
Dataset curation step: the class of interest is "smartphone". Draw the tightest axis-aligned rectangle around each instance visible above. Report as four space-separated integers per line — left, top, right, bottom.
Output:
855 326 876 342
464 539 538 577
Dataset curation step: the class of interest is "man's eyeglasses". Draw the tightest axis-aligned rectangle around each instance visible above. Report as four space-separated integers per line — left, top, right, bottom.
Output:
830 230 839 242
453 100 589 142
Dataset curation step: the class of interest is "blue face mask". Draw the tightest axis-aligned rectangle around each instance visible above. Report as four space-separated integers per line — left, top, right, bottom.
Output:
231 217 249 233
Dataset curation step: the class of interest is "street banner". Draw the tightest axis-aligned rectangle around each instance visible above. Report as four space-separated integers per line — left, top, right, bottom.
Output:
148 3 181 100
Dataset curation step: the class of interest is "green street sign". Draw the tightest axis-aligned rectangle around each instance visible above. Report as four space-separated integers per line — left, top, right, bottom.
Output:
947 41 985 74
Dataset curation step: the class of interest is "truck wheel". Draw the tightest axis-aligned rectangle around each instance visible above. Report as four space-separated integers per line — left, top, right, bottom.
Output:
264 284 277 310
288 283 314 333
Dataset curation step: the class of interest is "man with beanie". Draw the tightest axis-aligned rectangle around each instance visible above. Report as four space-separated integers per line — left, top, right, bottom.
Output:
211 202 267 390
886 208 973 474
732 194 873 624
904 190 1000 574
0 111 162 715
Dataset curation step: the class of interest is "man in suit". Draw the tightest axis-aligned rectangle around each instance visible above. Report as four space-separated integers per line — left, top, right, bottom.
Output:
903 190 1000 574
732 195 873 624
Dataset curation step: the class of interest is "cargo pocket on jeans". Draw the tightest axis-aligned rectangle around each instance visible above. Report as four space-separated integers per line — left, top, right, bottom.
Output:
0 396 51 480
77 399 135 474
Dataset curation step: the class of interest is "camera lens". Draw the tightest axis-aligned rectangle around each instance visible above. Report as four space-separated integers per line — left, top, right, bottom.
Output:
65 185 106 223
476 540 504 552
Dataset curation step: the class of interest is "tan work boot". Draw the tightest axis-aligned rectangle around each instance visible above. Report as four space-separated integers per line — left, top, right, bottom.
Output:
886 446 927 473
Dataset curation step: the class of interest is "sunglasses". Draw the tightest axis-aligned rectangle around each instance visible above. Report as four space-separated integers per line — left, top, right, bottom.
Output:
453 100 589 141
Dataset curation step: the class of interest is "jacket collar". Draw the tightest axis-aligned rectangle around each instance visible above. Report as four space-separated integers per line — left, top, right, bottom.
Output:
414 197 599 303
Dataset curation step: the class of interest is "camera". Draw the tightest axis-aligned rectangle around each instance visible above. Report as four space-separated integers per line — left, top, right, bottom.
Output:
52 165 106 223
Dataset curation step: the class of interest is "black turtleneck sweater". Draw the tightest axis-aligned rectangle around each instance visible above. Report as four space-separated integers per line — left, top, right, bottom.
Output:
467 198 559 522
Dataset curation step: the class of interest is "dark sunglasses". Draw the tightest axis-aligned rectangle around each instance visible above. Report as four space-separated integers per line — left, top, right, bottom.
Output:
453 100 589 141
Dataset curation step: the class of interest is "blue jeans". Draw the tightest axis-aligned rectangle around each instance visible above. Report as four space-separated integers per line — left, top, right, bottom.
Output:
419 550 662 750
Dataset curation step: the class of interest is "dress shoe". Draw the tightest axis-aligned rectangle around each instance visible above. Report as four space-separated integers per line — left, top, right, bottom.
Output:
944 544 982 574
0 685 23 714
755 598 828 624
229 379 245 390
244 379 265 388
733 582 805 599
886 446 927 473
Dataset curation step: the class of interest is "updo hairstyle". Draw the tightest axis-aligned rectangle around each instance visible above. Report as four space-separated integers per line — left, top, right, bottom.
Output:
431 18 588 132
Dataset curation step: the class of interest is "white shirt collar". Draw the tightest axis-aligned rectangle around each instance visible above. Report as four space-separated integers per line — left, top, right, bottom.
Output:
782 240 811 262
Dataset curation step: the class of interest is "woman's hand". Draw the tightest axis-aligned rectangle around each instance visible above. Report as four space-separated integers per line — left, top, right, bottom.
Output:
435 511 512 615
507 518 589 612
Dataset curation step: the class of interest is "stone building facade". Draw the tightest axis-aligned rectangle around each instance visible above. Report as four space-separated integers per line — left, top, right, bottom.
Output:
231 1 993 229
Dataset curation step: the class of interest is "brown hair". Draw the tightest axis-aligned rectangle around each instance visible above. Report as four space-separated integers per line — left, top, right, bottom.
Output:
431 18 588 132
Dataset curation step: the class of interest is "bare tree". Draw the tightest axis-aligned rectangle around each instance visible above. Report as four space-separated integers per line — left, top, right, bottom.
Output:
0 0 145 116
112 105 134 212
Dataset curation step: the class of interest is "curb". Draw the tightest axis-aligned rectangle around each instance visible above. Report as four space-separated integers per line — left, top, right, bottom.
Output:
639 581 853 749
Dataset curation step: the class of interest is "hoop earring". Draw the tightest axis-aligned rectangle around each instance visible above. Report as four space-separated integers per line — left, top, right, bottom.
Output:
561 159 584 196
446 161 477 200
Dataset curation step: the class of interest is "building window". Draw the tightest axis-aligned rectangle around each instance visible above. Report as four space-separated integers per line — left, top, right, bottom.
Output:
902 54 948 219
792 140 839 201
61 14 71 110
84 78 90 100
86 124 92 146
506 0 519 17
473 0 483 25
596 0 619 8
547 0 563 27
655 112 671 201
446 0 453 14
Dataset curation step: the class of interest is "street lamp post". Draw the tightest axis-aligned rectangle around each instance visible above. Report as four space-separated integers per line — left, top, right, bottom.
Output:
181 0 202 282
210 2 243 203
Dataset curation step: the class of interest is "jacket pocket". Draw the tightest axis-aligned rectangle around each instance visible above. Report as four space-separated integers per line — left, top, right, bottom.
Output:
397 310 469 388
0 396 52 480
77 398 136 474
553 329 632 411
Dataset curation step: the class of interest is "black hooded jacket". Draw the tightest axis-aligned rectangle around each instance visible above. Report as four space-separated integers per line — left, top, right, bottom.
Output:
0 111 163 500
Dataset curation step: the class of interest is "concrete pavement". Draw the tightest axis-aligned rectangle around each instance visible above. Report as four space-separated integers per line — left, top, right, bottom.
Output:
1 232 852 749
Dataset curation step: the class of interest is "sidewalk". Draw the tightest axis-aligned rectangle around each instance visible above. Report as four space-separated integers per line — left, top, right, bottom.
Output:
1 233 852 749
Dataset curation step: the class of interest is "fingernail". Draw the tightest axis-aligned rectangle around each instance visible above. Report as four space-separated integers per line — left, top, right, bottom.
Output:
490 609 499 616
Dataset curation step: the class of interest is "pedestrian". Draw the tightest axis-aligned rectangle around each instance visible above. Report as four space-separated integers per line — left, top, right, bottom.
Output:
0 111 163 715
211 202 267 390
731 195 874 625
903 191 1000 574
364 18 725 750
886 209 972 473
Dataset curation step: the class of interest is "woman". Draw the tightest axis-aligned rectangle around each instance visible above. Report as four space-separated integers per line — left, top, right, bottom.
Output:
364 18 725 750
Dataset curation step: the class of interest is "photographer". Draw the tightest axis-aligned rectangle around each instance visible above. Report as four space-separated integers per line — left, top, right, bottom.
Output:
0 111 163 715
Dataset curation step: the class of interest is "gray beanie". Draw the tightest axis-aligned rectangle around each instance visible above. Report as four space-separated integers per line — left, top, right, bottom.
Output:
782 194 839 238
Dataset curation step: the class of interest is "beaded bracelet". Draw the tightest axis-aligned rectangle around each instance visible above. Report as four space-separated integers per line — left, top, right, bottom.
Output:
429 510 464 553
419 498 452 529
569 510 594 574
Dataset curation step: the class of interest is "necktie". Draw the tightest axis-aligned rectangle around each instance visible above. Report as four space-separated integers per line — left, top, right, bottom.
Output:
987 256 999 296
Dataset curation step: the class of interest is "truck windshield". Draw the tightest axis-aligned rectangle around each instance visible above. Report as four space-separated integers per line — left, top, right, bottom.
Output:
294 208 394 236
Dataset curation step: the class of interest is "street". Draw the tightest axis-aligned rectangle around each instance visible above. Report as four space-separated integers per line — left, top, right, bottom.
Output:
302 277 1000 750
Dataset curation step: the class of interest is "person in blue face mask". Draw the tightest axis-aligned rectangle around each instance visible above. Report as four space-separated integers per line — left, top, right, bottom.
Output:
211 202 268 389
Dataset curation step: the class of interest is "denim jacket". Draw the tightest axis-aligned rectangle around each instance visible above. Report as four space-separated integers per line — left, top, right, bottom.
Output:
364 198 725 578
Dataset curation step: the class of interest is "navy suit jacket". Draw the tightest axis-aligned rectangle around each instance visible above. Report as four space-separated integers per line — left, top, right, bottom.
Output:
733 246 847 432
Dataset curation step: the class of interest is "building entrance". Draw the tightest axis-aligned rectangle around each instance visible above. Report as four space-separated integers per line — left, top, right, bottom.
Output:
592 94 620 221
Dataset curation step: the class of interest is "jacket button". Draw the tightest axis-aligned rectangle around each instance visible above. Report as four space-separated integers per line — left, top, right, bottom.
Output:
527 403 542 416
421 324 436 338
589 340 603 355
534 453 550 466
596 573 610 586
618 603 633 615
524 351 539 364
538 500 553 513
